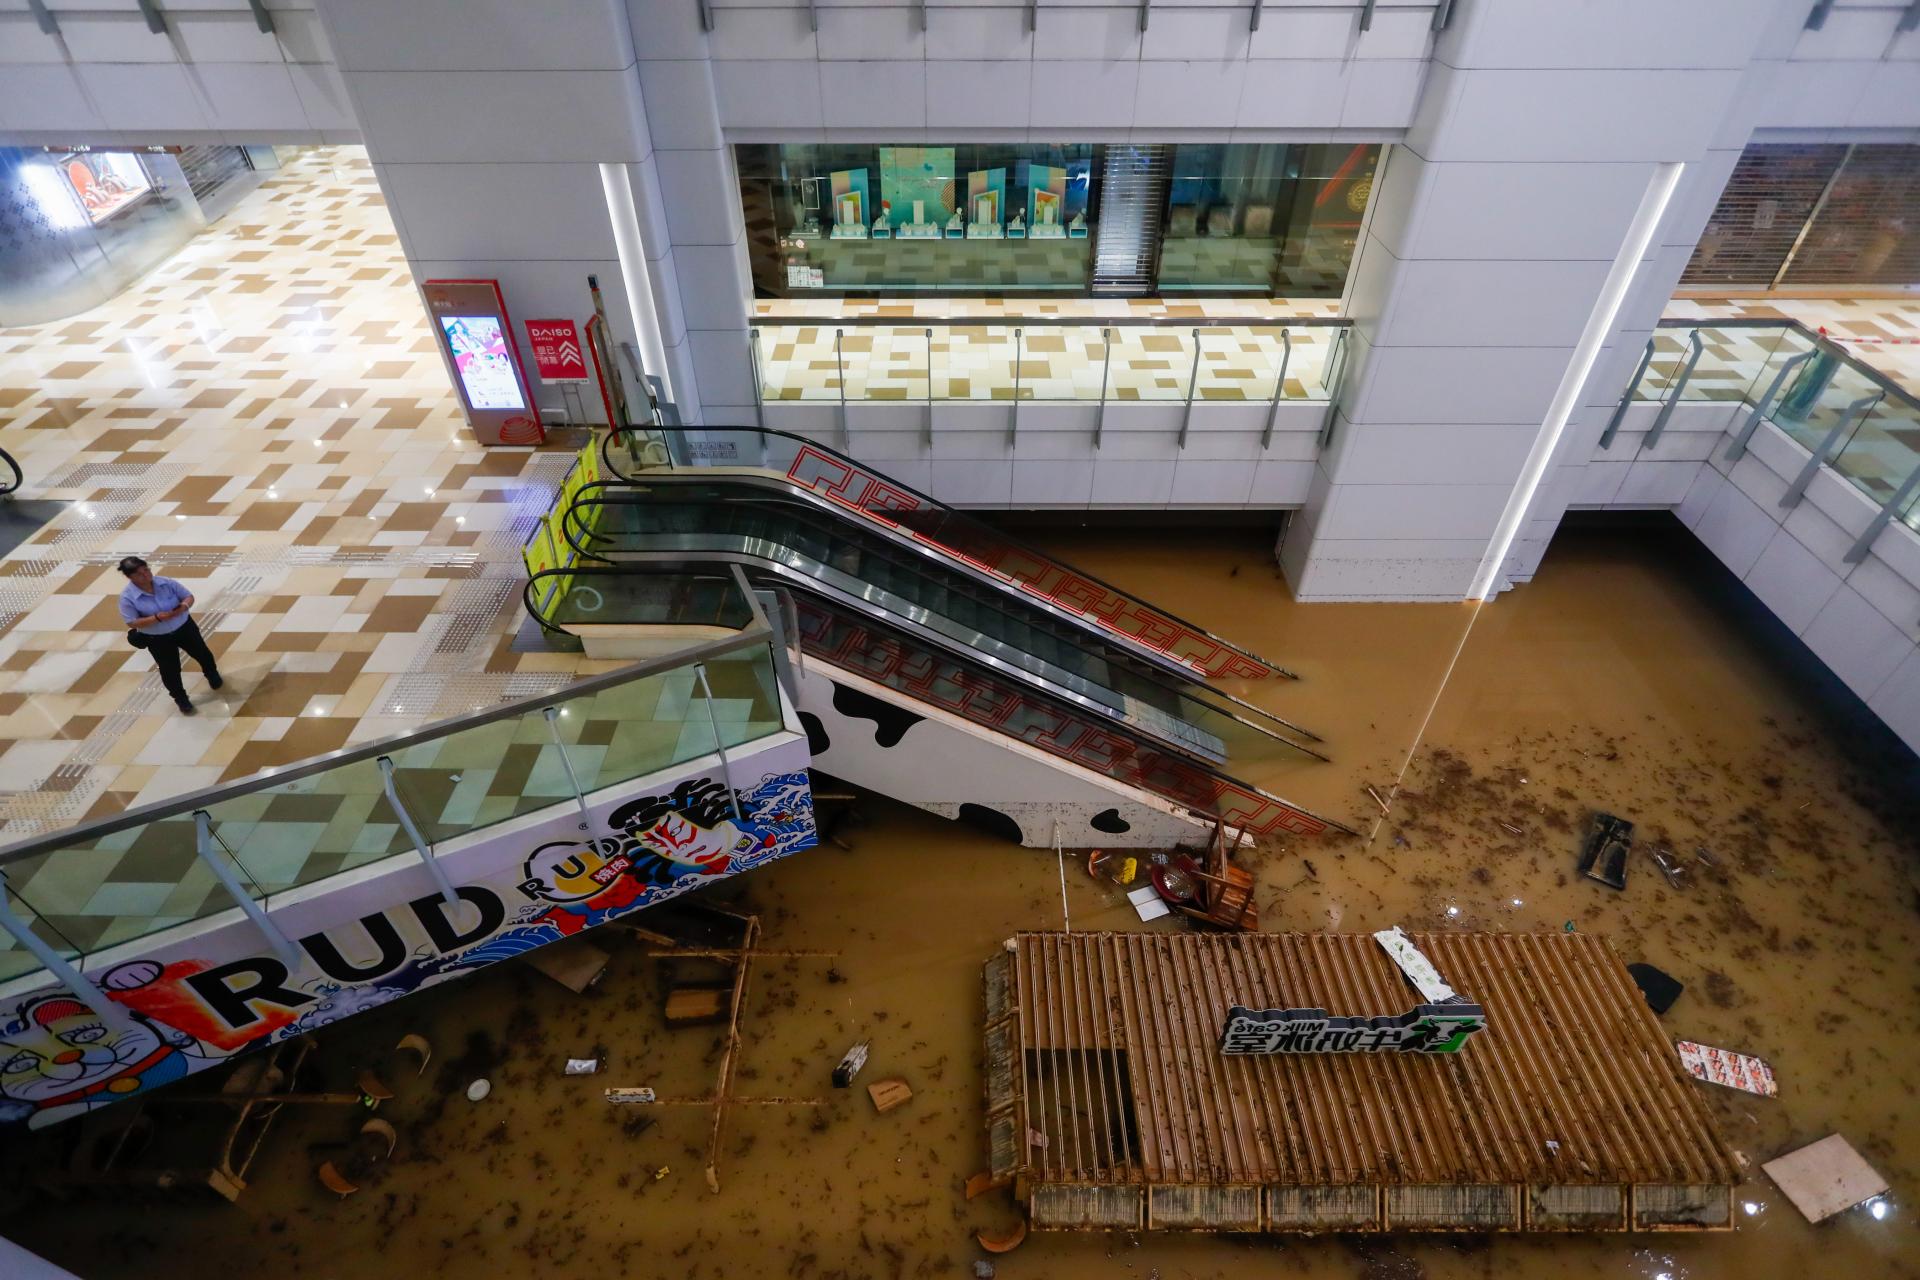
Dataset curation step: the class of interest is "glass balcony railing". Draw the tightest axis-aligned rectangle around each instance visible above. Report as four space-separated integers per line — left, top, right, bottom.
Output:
1612 319 1920 545
0 579 789 986
749 318 1350 408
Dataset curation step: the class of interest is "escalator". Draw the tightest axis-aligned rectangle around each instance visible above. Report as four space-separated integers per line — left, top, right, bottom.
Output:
526 428 1351 841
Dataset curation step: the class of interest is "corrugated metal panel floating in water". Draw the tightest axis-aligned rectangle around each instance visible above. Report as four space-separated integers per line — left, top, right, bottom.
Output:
988 931 1739 1234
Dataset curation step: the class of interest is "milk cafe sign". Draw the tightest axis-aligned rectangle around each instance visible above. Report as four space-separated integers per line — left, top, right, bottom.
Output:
1219 1001 1487 1056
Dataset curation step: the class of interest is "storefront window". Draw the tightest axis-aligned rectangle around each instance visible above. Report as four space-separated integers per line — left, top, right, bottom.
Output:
736 141 1378 300
738 143 1097 297
1157 143 1379 297
0 145 265 326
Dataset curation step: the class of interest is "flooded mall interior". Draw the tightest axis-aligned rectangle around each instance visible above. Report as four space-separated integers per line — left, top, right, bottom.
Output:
0 2 1919 1278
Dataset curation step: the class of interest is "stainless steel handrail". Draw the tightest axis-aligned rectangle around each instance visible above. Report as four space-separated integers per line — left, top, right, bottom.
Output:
752 314 1352 331
1652 316 1920 417
0 623 775 867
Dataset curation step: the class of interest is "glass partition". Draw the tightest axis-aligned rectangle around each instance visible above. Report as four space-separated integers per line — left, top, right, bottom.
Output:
0 608 785 983
1158 143 1380 296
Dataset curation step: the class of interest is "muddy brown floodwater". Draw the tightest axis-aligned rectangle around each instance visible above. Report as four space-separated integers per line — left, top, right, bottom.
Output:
6 521 1918 1280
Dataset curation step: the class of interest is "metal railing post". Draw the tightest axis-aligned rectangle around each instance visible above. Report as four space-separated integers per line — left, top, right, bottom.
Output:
1250 0 1263 31
0 874 137 1034
1431 0 1457 30
378 756 460 907
924 327 935 450
1845 461 1920 564
1600 337 1656 451
26 0 57 35
194 811 300 967
1179 327 1200 450
1263 329 1292 450
542 707 594 834
1644 329 1703 451
1010 327 1023 451
835 327 848 450
693 664 745 823
1781 394 1880 509
1726 347 1817 462
1317 328 1350 448
1359 0 1377 31
1095 326 1112 452
135 0 165 33
246 0 274 33
747 328 767 434
1139 0 1150 32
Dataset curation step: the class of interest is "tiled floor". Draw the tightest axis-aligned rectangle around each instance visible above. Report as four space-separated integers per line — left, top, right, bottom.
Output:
1665 295 1920 397
753 297 1347 403
0 147 612 846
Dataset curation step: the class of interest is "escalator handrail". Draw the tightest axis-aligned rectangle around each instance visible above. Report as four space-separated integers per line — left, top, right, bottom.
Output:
532 562 1353 837
558 485 1329 760
598 425 1301 683
566 471 1324 744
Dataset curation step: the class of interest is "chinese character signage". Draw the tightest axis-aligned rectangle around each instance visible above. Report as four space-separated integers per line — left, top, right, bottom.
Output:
526 319 588 383
1220 1003 1486 1056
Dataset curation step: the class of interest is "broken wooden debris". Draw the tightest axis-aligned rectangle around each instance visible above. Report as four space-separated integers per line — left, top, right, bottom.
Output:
317 1161 358 1199
974 1221 1027 1254
664 986 728 1026
354 1069 393 1101
1578 811 1632 890
606 1088 658 1104
833 1040 870 1089
1677 1040 1777 1097
359 1118 398 1160
394 1033 431 1075
564 1058 600 1076
963 1171 998 1201
525 938 611 993
867 1078 913 1114
1763 1135 1887 1223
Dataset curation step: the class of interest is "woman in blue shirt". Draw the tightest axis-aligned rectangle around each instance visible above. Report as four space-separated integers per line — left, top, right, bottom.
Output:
117 556 222 715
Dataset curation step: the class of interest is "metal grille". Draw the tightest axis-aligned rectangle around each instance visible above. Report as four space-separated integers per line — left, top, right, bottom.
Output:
1681 144 1845 288
176 145 255 208
1385 1184 1519 1229
1782 143 1920 286
1148 1185 1262 1231
1091 144 1171 295
1635 1185 1732 1228
1268 1185 1380 1230
1529 1184 1625 1230
1030 1184 1143 1230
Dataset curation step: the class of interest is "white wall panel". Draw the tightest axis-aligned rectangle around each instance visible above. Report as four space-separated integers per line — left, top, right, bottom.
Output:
654 146 743 246
191 63 311 133
816 7 924 60
77 62 211 131
1032 9 1143 60
381 163 619 260
1339 60 1425 129
1802 583 1912 702
926 8 1033 61
343 69 649 163
1135 60 1246 129
639 58 723 150
927 61 1032 130
1029 59 1138 129
1233 60 1346 129
821 60 925 129
715 59 825 127
0 65 103 132
317 0 636 71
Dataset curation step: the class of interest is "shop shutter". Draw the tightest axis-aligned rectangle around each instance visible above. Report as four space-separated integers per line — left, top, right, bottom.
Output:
1091 144 1171 295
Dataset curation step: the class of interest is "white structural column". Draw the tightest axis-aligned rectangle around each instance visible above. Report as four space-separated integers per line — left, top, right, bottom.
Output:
307 0 678 427
1278 0 1785 602
629 2 758 426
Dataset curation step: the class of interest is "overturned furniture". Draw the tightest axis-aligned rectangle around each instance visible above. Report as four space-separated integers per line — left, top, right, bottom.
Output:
982 931 1738 1234
44 1039 321 1203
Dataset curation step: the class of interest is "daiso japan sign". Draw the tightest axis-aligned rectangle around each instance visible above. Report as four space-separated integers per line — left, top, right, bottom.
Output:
526 318 588 383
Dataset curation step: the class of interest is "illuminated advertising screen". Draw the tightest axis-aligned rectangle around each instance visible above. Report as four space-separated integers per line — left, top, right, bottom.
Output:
59 151 153 225
439 315 527 411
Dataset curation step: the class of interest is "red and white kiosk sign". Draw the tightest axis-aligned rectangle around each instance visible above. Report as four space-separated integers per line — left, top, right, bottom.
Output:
525 319 588 383
421 278 543 446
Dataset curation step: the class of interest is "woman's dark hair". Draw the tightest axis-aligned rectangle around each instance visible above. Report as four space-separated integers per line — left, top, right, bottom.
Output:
117 556 149 576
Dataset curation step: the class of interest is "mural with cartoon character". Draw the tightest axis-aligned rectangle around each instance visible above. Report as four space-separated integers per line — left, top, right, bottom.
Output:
0 760 815 1130
0 961 222 1127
